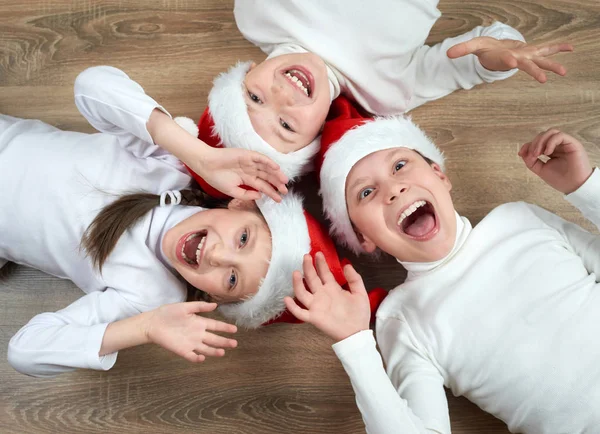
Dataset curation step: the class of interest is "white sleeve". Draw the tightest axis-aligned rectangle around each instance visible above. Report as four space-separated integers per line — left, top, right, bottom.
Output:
7 288 140 378
74 65 171 158
406 22 525 112
537 167 600 277
332 322 450 434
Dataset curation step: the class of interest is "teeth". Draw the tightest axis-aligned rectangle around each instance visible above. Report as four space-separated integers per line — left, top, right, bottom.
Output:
195 236 205 265
397 200 427 226
285 71 309 96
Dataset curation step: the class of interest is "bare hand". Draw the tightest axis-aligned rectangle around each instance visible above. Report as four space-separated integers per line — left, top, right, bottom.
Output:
145 301 238 363
447 37 573 83
284 252 370 342
196 146 289 202
518 129 593 195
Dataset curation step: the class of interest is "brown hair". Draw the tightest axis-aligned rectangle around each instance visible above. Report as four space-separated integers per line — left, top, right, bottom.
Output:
81 187 229 273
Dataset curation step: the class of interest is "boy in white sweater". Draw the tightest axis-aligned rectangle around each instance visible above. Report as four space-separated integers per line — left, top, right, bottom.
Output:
191 0 573 188
284 96 600 433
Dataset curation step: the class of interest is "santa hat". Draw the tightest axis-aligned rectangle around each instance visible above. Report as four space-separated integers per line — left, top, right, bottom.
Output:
186 61 321 198
318 96 445 255
217 190 387 328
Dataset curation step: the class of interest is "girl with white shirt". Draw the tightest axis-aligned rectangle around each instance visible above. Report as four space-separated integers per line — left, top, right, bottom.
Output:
285 96 600 433
0 66 308 378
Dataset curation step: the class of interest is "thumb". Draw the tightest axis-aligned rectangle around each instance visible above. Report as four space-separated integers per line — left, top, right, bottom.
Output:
343 265 367 296
447 40 478 59
188 301 218 313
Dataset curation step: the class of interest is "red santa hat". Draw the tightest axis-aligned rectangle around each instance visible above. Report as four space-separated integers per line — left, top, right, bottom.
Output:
217 189 387 328
185 61 321 198
318 96 445 255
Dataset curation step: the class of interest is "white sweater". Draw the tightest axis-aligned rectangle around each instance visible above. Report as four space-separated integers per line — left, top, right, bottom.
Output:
234 0 524 115
1 66 201 377
333 169 600 434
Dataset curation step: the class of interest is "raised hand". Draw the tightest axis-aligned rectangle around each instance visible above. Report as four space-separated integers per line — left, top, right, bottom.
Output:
447 37 573 83
196 146 289 202
518 129 593 195
145 301 238 363
284 252 371 342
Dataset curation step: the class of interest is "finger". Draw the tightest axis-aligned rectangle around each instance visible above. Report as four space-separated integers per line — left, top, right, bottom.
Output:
203 318 238 334
188 301 218 313
314 252 335 285
500 52 518 69
203 332 238 349
229 186 262 201
518 142 531 157
250 152 283 173
532 128 561 158
293 270 314 307
517 58 547 83
520 149 545 176
446 39 483 59
194 344 226 358
184 352 206 363
284 296 311 322
532 57 566 76
536 43 574 57
302 254 324 289
542 131 568 157
343 264 367 296
241 176 282 202
255 168 289 194
254 162 289 186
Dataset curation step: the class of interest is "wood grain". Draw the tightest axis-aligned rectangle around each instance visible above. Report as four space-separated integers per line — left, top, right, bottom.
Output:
1 0 599 433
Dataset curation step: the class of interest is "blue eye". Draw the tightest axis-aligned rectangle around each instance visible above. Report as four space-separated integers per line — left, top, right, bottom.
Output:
248 92 262 104
359 188 374 200
239 229 248 247
229 271 237 290
394 160 406 172
280 119 294 132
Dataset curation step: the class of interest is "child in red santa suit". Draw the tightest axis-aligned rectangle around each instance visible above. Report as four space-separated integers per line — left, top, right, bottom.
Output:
284 96 600 433
187 0 572 193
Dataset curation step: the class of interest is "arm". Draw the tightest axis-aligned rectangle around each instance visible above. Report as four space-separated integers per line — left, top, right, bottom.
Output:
406 22 523 111
519 129 600 275
74 66 288 201
8 288 237 378
407 22 572 111
284 253 449 434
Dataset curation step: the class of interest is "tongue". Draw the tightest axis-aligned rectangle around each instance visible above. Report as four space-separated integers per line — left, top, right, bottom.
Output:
184 236 202 263
405 213 435 238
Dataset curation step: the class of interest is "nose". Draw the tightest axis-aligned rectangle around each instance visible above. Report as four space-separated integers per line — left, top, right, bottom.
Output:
205 242 232 267
385 181 408 205
271 81 295 106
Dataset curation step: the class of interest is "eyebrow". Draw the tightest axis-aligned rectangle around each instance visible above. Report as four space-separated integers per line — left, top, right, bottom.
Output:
272 123 295 145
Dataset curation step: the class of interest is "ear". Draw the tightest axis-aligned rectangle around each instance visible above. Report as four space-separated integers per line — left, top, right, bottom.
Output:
356 231 378 253
227 198 259 212
249 62 257 71
431 163 452 192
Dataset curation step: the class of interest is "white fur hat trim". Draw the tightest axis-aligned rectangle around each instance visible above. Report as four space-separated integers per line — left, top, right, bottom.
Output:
218 192 310 328
208 61 320 180
319 116 444 255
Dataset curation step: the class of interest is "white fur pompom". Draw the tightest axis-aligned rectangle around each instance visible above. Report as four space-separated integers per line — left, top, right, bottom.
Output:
174 116 199 137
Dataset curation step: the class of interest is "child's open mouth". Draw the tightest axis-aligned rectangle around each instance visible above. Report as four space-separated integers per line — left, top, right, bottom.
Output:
176 230 207 268
283 67 312 97
397 200 439 241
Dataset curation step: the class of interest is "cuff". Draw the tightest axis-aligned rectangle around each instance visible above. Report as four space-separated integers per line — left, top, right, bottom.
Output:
566 167 600 210
332 329 376 361
86 323 118 371
475 21 525 83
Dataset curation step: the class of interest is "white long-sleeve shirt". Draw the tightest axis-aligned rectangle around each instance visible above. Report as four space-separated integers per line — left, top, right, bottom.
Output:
234 0 524 115
0 66 201 377
333 169 600 433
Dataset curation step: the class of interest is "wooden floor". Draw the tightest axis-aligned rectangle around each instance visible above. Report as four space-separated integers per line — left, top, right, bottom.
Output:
1 1 599 433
